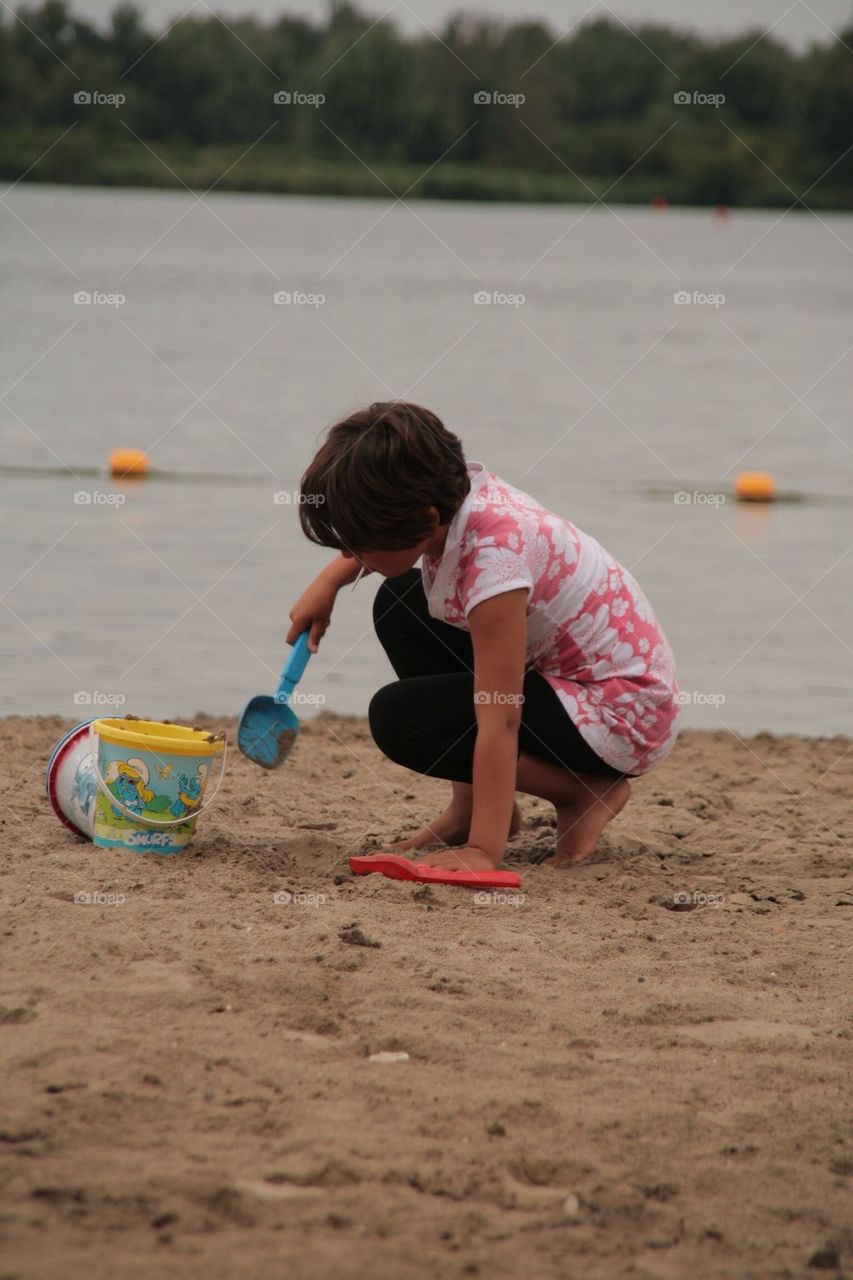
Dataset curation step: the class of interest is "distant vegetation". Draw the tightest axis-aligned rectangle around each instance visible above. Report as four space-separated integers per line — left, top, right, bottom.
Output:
2 0 853 206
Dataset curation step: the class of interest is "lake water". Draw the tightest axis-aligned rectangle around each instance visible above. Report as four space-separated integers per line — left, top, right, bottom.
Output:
2 184 852 735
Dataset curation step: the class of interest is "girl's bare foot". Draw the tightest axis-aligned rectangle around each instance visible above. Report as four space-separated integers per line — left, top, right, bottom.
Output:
415 845 499 871
394 799 522 851
544 776 631 867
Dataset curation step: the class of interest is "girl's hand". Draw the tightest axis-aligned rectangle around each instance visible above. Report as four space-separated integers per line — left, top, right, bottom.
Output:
286 578 338 652
286 555 364 651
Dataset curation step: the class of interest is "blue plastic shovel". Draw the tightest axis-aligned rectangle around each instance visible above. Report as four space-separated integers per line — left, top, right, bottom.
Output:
237 632 312 769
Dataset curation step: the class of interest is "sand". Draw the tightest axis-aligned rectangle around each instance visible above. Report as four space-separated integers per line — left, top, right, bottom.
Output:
2 713 852 1280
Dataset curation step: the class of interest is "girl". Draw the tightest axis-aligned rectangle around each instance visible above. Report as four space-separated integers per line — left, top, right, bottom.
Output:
287 402 678 870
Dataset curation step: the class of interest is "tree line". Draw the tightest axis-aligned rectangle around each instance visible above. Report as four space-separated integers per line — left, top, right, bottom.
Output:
2 0 852 205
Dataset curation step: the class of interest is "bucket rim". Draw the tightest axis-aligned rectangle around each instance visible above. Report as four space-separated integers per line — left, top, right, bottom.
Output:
45 719 95 837
44 719 95 792
92 717 226 756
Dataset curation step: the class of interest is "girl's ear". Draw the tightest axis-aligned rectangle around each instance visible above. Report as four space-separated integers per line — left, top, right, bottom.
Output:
425 505 441 530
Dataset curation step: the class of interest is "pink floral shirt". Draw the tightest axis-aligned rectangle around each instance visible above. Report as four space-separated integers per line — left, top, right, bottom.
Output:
421 463 679 775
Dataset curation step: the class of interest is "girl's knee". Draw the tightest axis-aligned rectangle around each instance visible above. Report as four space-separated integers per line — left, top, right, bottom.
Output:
368 681 409 764
372 577 397 630
372 569 419 626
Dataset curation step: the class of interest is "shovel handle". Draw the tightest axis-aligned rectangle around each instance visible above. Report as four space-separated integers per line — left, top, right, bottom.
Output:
275 631 311 703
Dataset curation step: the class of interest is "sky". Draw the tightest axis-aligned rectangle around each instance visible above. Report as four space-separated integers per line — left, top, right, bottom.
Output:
69 0 853 49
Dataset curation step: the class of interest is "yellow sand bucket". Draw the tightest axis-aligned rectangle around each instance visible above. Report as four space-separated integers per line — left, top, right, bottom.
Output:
90 718 226 855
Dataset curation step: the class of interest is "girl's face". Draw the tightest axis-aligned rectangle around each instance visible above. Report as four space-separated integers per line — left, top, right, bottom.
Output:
343 507 448 578
345 546 426 578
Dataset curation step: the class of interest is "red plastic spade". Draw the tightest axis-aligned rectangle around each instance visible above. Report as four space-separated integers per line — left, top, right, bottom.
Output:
349 853 522 890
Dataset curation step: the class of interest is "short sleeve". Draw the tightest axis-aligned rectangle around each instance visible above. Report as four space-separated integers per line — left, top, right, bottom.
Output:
458 538 534 618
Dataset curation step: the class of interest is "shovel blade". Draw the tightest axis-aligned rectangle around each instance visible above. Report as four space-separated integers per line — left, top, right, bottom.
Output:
237 696 300 769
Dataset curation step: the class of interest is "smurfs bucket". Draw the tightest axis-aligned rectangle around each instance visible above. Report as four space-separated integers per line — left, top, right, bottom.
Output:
45 719 99 839
90 718 226 855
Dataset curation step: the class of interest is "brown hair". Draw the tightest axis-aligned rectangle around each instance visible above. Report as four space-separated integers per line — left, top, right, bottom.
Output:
299 401 470 551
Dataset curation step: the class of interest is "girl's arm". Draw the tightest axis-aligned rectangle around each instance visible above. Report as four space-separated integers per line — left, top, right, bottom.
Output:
465 588 529 864
286 554 367 650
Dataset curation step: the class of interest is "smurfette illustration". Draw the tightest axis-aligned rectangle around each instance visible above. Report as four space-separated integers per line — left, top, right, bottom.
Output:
104 757 155 818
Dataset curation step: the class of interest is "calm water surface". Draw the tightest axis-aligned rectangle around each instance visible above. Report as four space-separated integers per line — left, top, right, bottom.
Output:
2 185 852 735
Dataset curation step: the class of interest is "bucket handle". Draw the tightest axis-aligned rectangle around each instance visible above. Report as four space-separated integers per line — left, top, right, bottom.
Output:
88 723 227 829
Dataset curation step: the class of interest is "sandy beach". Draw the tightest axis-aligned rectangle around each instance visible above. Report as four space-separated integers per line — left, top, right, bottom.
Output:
2 713 852 1279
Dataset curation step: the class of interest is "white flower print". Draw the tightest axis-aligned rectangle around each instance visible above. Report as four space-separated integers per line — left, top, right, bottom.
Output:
542 515 579 568
527 533 552 582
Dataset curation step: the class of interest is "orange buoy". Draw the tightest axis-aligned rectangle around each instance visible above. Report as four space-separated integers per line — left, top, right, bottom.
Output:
650 195 669 213
734 471 775 503
109 447 150 478
714 204 731 221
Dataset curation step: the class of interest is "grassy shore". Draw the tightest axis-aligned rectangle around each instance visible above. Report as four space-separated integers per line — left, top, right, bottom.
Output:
4 128 852 208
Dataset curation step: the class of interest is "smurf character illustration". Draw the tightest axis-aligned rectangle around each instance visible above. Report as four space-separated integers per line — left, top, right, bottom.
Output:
105 758 155 818
170 764 208 819
70 755 97 822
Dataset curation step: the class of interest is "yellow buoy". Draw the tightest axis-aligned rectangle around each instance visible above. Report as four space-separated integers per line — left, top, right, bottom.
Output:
109 447 150 478
734 471 775 503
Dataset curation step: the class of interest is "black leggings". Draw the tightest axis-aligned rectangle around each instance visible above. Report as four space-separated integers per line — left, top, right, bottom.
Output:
368 569 627 784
